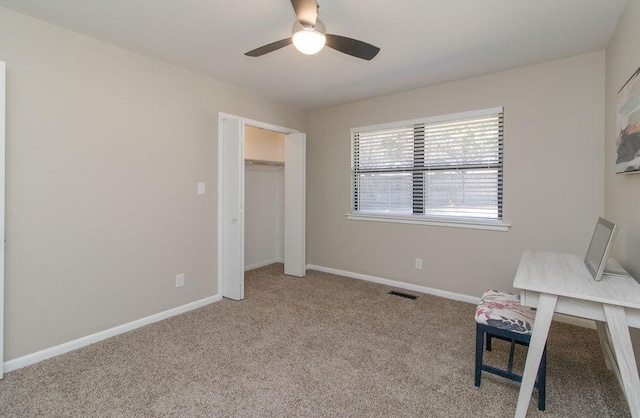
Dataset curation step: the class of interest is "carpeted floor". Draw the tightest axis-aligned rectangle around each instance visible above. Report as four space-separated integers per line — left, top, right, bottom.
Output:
0 264 631 417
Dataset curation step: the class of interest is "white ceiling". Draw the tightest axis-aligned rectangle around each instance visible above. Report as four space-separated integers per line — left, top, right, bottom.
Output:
0 0 627 110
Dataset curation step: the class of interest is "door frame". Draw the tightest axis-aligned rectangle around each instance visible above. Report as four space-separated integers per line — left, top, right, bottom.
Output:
0 61 6 378
217 113 300 299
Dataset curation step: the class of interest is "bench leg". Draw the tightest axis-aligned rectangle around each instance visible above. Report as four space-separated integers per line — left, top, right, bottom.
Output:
537 345 547 411
507 339 516 374
475 323 484 387
475 324 549 411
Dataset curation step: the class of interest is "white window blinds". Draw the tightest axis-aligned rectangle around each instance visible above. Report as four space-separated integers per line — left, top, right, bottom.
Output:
351 108 503 220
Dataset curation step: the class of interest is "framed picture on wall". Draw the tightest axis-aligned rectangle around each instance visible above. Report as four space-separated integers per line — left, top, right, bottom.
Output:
616 65 640 174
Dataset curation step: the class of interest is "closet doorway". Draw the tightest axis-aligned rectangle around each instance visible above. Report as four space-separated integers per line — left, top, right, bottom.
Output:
218 113 305 301
244 126 285 272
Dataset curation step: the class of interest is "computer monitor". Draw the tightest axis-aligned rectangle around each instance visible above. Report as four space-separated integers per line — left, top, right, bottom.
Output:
584 217 618 282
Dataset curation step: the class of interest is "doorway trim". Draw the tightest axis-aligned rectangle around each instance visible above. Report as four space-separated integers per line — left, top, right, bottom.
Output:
217 113 299 298
0 61 6 379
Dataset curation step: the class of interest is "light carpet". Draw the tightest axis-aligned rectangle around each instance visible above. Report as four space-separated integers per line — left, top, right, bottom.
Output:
0 264 630 417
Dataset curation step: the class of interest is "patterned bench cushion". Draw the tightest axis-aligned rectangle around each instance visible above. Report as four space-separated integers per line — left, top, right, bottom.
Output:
475 289 536 335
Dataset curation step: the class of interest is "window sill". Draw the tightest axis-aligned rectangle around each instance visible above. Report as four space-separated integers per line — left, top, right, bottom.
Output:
346 212 511 232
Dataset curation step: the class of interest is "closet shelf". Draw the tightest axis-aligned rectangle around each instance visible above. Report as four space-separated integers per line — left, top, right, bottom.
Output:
245 159 284 167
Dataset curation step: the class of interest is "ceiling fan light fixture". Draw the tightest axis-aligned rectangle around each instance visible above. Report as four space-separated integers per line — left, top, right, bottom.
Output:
245 5 380 61
292 30 325 54
292 19 326 55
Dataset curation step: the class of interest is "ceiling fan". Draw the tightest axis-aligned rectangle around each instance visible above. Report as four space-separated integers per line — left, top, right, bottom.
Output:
245 0 380 61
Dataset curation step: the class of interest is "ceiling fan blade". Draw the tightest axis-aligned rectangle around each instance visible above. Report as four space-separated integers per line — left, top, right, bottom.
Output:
290 0 317 27
245 38 293 57
325 34 380 61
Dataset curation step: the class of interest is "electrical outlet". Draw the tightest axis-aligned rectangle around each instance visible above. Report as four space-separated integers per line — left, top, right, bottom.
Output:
175 273 185 288
197 182 205 195
415 258 423 270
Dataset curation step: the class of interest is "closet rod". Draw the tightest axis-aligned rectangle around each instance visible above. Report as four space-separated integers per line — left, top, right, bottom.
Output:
245 159 284 167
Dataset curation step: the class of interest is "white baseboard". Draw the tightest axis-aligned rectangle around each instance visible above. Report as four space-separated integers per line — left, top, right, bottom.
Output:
306 264 481 304
4 294 222 373
245 258 284 271
306 264 595 330
4 264 597 374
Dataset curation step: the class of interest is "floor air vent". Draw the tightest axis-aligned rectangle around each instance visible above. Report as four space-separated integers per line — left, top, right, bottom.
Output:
388 290 418 300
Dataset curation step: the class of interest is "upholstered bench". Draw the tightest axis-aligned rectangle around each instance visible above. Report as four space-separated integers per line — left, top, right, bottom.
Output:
474 289 547 411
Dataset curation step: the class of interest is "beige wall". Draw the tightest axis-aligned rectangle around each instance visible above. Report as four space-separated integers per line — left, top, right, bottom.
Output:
307 52 605 298
605 0 640 367
0 8 307 360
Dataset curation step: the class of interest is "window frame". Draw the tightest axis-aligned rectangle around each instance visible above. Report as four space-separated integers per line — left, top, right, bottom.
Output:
348 107 510 232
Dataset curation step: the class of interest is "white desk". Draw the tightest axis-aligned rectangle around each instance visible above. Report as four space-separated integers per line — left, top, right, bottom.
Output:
512 251 640 417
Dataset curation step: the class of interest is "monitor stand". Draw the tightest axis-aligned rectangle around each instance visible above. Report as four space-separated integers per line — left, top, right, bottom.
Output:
604 258 631 278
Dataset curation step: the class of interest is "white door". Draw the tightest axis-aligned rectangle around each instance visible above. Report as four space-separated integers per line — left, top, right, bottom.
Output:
0 61 6 379
284 133 306 277
221 117 244 300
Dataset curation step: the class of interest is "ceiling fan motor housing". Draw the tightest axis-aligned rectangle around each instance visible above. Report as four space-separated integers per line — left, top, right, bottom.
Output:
292 18 326 34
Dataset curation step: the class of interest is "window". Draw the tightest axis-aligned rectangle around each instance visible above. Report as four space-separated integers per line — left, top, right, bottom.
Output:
350 107 507 230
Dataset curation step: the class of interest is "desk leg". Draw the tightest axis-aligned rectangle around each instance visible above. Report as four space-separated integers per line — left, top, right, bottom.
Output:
603 305 640 417
514 293 557 418
595 321 614 370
